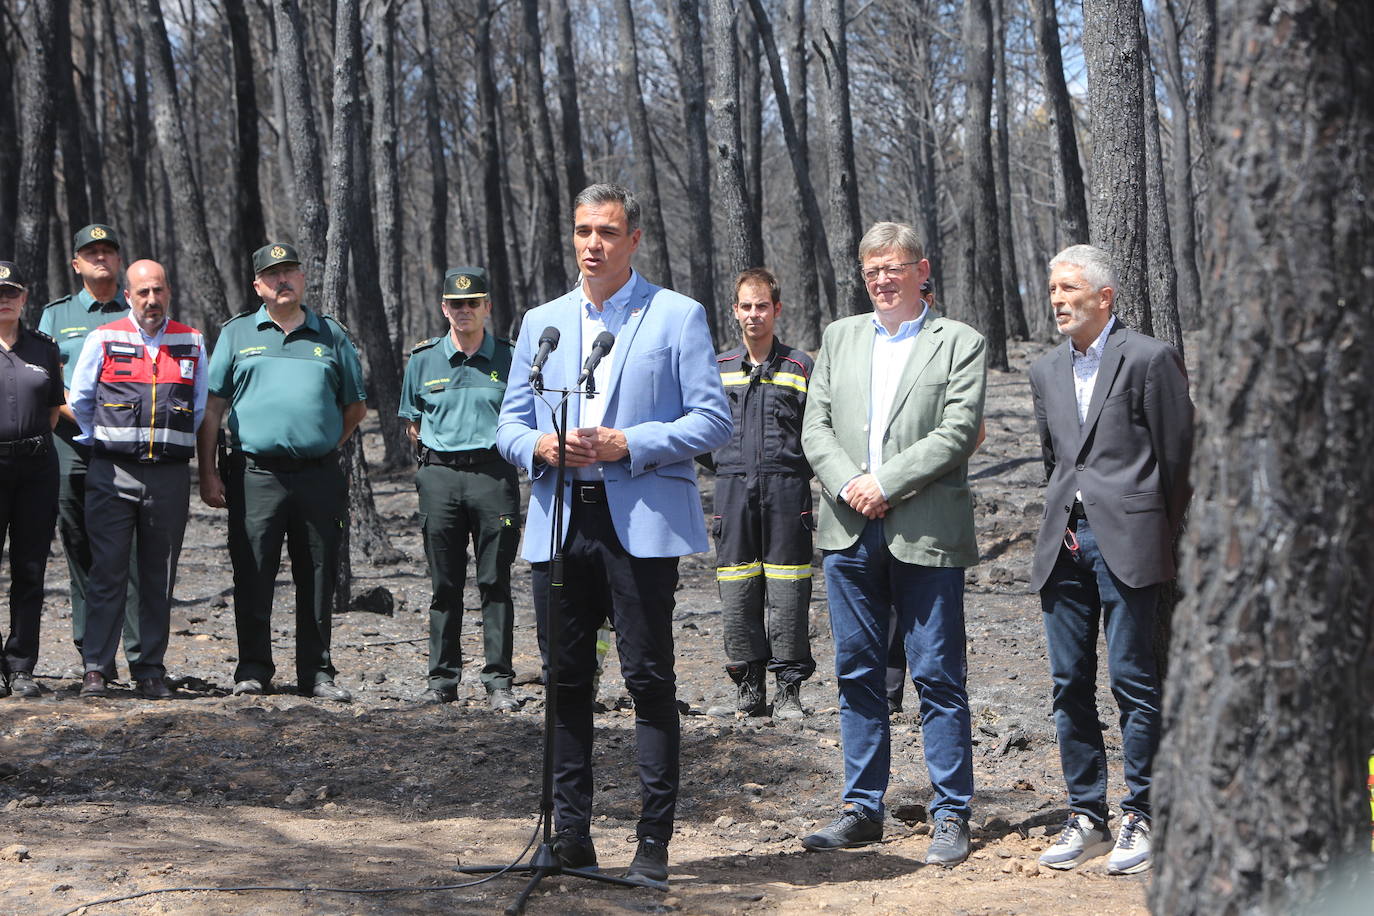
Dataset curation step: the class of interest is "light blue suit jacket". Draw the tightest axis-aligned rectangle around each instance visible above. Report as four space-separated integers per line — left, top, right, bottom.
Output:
497 274 732 562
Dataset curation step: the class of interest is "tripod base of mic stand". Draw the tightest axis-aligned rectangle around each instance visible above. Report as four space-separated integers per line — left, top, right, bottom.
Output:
460 840 666 915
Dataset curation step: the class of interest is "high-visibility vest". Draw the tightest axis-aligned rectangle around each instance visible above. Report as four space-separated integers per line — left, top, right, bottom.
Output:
89 316 205 463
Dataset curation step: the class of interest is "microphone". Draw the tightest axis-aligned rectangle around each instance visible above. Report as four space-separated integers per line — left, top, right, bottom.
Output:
528 326 561 385
577 331 615 387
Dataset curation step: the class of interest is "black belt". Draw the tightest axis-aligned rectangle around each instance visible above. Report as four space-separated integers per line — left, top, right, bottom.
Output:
572 481 605 504
1069 500 1088 522
244 451 337 472
420 446 500 468
0 435 48 457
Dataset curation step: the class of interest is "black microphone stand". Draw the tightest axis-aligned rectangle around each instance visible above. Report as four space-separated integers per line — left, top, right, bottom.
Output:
461 370 649 915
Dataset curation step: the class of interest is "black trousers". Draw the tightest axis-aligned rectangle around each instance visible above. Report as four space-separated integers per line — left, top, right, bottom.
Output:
531 491 680 843
0 452 58 675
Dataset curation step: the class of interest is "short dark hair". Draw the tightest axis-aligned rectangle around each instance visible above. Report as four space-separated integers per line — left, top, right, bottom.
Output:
572 184 641 233
734 267 781 304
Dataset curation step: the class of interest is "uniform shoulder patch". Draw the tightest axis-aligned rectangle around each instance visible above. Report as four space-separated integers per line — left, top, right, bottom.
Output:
221 311 251 328
411 336 439 353
321 314 352 334
29 328 55 343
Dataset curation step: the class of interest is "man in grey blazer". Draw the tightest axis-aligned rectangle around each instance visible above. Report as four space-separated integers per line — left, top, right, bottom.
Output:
1028 244 1193 875
800 221 986 866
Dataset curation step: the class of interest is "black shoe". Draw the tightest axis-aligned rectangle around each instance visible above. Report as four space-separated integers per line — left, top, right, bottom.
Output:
309 680 352 702
487 687 520 711
9 671 40 698
721 661 767 716
773 679 805 719
924 816 971 867
801 807 883 850
80 671 109 698
134 677 174 700
0 677 8 698
417 687 456 705
550 827 597 870
232 678 266 696
624 835 669 887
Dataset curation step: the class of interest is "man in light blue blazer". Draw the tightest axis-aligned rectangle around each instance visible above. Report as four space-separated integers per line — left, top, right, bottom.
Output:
497 183 731 886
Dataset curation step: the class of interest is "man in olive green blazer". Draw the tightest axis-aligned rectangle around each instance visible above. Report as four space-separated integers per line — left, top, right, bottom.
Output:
799 221 986 867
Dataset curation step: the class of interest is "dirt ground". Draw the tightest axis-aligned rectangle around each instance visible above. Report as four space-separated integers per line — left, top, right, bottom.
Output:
1 339 1150 916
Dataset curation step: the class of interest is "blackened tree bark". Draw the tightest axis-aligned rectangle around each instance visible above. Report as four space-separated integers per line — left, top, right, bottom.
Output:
15 0 58 317
1157 0 1203 331
367 0 402 346
992 0 1028 341
1153 2 1374 912
418 0 448 323
519 0 566 304
273 0 328 305
475 0 515 334
614 0 673 288
667 0 720 339
787 0 835 320
903 2 943 301
960 0 1008 370
709 0 764 320
549 0 587 213
1031 0 1090 246
1083 0 1151 335
746 0 831 349
136 0 230 327
53 0 89 236
817 0 864 317
1138 12 1182 356
77 1 107 221
740 15 764 247
226 0 267 316
0 12 20 257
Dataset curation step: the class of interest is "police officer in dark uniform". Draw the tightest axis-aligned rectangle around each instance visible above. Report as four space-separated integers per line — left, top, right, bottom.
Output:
399 267 521 710
38 225 142 679
703 268 816 719
0 261 63 698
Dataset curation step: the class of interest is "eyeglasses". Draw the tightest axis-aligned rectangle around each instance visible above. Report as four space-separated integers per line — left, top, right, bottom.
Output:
444 299 487 309
860 261 918 283
0 287 24 299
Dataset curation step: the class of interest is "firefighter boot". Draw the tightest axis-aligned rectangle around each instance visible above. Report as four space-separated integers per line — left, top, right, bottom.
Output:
773 675 805 720
708 661 768 717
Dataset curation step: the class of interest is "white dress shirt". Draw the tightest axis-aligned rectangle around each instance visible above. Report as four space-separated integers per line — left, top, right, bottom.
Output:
574 271 638 479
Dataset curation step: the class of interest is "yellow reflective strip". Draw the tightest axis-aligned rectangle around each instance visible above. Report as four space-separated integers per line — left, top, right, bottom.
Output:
764 372 808 394
720 370 750 386
763 563 813 580
717 561 763 581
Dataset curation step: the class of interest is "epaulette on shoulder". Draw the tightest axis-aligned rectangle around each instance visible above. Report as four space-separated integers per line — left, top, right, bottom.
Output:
29 328 55 343
321 314 352 334
221 310 252 328
411 336 440 353
496 336 514 347
43 294 74 310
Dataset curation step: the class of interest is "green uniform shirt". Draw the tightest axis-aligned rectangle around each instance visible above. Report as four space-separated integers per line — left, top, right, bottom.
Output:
38 288 131 387
208 305 368 458
399 330 513 452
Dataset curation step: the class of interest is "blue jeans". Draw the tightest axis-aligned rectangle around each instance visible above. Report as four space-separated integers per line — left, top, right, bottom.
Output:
1040 518 1160 824
823 520 973 822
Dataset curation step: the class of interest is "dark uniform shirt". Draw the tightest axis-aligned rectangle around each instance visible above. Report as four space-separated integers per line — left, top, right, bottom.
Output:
399 331 514 452
0 325 64 443
38 289 131 388
708 338 813 477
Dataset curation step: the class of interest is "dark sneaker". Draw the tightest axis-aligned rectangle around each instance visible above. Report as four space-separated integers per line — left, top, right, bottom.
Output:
133 677 174 700
309 680 352 702
772 680 805 719
624 835 669 887
232 679 266 696
80 671 109 698
1039 813 1112 870
801 807 883 850
8 671 40 698
417 687 456 705
1106 813 1151 875
550 827 597 870
924 816 971 867
487 687 520 711
0 676 9 698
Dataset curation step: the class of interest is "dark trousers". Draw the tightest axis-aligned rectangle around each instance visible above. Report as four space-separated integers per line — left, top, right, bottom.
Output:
712 473 816 683
0 453 58 676
225 455 345 689
54 433 142 674
416 460 520 692
531 491 680 842
82 458 189 680
1040 517 1160 824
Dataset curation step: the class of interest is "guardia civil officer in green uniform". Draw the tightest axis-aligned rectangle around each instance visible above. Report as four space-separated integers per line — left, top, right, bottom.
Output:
38 224 142 679
400 267 521 710
199 243 367 702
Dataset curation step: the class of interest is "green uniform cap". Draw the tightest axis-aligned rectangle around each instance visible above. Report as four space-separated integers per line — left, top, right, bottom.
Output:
443 267 489 300
0 260 26 289
73 224 121 254
253 242 302 274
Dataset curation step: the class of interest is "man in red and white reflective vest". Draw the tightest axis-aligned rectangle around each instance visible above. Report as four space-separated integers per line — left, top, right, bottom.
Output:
68 260 209 700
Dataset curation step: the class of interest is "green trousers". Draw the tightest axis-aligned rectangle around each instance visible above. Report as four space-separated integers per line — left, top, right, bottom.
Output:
225 453 345 690
55 433 142 676
416 460 520 692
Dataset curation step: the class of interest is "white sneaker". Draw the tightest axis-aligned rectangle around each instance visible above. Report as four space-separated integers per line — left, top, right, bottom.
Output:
1039 813 1112 870
1106 813 1151 874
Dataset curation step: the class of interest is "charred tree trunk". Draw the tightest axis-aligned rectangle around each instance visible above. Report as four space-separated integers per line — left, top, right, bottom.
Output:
1138 12 1182 356
960 0 1008 370
549 0 587 213
787 0 834 321
418 0 448 320
367 0 403 348
53 0 89 236
993 0 1028 341
1031 0 1090 246
519 0 566 305
273 0 328 304
614 0 673 288
0 11 22 258
904 2 943 302
1157 0 1203 332
668 0 720 339
1152 2 1374 912
226 0 267 316
1083 0 1151 334
475 0 515 334
15 0 58 317
77 1 107 222
136 0 230 327
818 0 864 317
740 15 764 250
